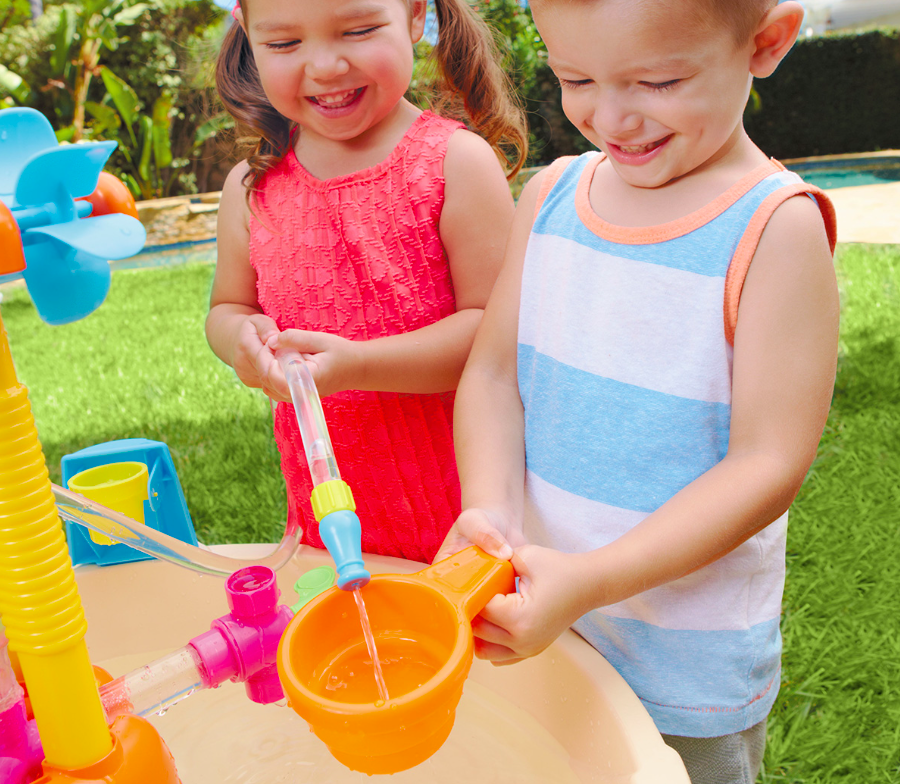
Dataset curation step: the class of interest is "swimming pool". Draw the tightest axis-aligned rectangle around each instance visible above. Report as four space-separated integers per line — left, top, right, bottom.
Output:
786 156 900 190
115 239 217 271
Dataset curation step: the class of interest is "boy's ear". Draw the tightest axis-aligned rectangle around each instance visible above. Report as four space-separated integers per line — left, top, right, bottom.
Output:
409 0 428 44
750 1 804 77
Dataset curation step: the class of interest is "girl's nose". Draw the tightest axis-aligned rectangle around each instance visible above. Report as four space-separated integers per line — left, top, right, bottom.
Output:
305 46 350 81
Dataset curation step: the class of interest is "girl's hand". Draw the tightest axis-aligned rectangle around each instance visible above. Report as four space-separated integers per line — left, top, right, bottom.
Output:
472 545 594 665
433 507 523 564
232 314 280 395
267 330 363 400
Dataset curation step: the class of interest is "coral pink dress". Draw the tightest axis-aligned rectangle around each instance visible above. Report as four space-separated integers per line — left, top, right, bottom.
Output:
249 111 464 563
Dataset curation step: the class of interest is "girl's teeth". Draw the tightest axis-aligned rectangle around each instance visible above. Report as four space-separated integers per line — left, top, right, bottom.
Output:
315 90 358 105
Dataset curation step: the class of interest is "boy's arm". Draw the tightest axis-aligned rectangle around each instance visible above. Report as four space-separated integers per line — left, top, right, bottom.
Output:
205 162 281 393
473 193 839 662
435 171 550 562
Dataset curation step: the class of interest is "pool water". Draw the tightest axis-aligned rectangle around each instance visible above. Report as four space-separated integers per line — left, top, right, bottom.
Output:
786 157 900 190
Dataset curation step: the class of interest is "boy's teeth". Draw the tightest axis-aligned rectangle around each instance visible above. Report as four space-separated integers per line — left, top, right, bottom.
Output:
619 138 664 154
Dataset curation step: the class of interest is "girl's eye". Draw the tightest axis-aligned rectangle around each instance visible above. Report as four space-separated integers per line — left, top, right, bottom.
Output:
265 40 301 50
641 79 681 91
346 26 380 37
558 78 592 89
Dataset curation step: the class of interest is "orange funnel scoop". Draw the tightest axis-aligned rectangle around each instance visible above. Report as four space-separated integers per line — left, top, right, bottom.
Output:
277 546 515 775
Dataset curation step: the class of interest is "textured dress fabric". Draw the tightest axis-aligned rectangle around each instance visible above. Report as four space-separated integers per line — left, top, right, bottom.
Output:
518 152 835 737
249 111 465 563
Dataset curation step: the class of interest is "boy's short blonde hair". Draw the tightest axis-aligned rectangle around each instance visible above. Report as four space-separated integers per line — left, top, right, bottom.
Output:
530 0 778 47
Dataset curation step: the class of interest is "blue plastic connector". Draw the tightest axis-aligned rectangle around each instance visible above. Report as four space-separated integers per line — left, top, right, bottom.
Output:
318 510 370 590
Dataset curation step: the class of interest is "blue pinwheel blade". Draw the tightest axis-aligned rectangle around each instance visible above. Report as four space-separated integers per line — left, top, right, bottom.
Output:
0 108 59 199
14 141 117 208
27 213 146 260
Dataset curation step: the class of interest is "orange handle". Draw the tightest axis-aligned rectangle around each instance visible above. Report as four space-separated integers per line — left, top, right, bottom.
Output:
418 546 515 621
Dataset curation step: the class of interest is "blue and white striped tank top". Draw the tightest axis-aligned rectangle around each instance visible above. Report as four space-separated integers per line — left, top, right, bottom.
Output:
517 152 835 737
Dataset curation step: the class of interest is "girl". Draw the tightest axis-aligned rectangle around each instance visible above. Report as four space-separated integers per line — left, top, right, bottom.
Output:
436 1 838 781
206 0 526 563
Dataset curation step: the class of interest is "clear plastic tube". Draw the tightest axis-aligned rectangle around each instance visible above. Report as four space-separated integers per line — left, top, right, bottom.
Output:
51 484 302 577
277 350 340 487
100 646 204 722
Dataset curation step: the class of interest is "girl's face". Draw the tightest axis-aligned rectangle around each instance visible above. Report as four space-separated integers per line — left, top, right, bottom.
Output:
533 0 759 188
242 0 425 143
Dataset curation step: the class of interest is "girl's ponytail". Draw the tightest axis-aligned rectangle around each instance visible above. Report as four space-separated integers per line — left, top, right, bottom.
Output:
215 20 292 198
430 0 528 179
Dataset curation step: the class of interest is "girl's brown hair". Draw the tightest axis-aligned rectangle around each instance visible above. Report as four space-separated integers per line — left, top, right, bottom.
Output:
215 0 528 200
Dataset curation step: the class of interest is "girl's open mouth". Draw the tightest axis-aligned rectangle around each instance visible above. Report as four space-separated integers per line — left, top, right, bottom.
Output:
307 87 365 112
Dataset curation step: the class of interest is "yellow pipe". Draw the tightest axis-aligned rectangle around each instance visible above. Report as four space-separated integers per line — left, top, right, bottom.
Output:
0 312 113 768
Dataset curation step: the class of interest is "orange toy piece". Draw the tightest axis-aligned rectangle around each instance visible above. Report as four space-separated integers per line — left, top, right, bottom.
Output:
75 172 139 220
35 714 180 784
0 200 26 275
278 546 515 775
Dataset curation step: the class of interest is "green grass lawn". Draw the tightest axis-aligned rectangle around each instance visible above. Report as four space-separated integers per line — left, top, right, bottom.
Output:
2 244 898 782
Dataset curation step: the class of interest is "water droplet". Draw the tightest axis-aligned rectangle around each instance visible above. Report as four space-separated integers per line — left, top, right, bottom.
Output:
374 699 385 708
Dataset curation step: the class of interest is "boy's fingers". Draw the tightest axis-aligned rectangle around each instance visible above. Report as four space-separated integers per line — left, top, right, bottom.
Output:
477 592 520 631
458 513 513 560
471 612 513 647
473 639 521 663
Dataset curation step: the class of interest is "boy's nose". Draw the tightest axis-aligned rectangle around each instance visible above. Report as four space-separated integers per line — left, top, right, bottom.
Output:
591 94 642 138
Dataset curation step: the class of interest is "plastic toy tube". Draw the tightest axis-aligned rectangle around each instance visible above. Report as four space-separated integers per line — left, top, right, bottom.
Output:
100 646 204 721
277 350 341 486
51 484 302 577
0 314 113 768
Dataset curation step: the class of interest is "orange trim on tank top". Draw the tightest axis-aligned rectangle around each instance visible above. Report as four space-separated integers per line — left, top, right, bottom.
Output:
574 153 784 245
723 183 837 345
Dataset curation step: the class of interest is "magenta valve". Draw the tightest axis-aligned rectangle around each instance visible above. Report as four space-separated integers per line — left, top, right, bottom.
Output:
226 565 279 618
189 565 293 704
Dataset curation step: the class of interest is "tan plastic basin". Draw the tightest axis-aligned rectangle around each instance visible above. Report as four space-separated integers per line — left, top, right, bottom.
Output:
75 544 688 784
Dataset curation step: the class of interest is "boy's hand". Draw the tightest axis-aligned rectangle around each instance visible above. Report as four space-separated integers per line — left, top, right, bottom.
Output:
471 545 594 665
267 330 361 400
232 314 280 395
433 507 521 564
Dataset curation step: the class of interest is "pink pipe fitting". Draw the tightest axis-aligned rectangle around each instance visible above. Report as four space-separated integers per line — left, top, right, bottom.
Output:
0 699 44 784
188 565 293 704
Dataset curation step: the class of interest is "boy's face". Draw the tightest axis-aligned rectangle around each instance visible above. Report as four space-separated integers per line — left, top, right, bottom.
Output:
532 0 758 188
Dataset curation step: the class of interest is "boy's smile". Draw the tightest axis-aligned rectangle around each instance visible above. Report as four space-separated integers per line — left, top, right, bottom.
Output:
533 0 759 189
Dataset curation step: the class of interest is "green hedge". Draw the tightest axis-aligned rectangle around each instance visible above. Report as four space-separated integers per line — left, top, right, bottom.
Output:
746 29 900 159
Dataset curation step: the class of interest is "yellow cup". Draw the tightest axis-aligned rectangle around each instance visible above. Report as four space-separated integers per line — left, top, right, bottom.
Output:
67 462 149 545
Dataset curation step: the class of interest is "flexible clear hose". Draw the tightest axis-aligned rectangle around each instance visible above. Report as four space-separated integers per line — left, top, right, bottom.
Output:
51 484 302 577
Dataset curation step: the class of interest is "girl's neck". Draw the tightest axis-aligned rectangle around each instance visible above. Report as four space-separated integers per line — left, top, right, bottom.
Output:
589 126 768 229
292 99 422 181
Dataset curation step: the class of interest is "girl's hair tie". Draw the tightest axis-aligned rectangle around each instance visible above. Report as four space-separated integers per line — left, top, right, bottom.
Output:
231 0 240 21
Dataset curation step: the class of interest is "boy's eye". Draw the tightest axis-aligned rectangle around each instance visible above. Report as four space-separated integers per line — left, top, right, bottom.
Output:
558 78 593 89
265 40 301 50
641 79 681 91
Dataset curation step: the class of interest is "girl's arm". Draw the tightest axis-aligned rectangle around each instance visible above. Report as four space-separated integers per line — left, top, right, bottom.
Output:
205 162 281 395
472 193 840 663
434 171 549 561
270 130 515 398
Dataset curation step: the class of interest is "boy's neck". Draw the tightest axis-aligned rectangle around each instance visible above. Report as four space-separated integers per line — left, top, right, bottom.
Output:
292 99 422 181
587 126 770 229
